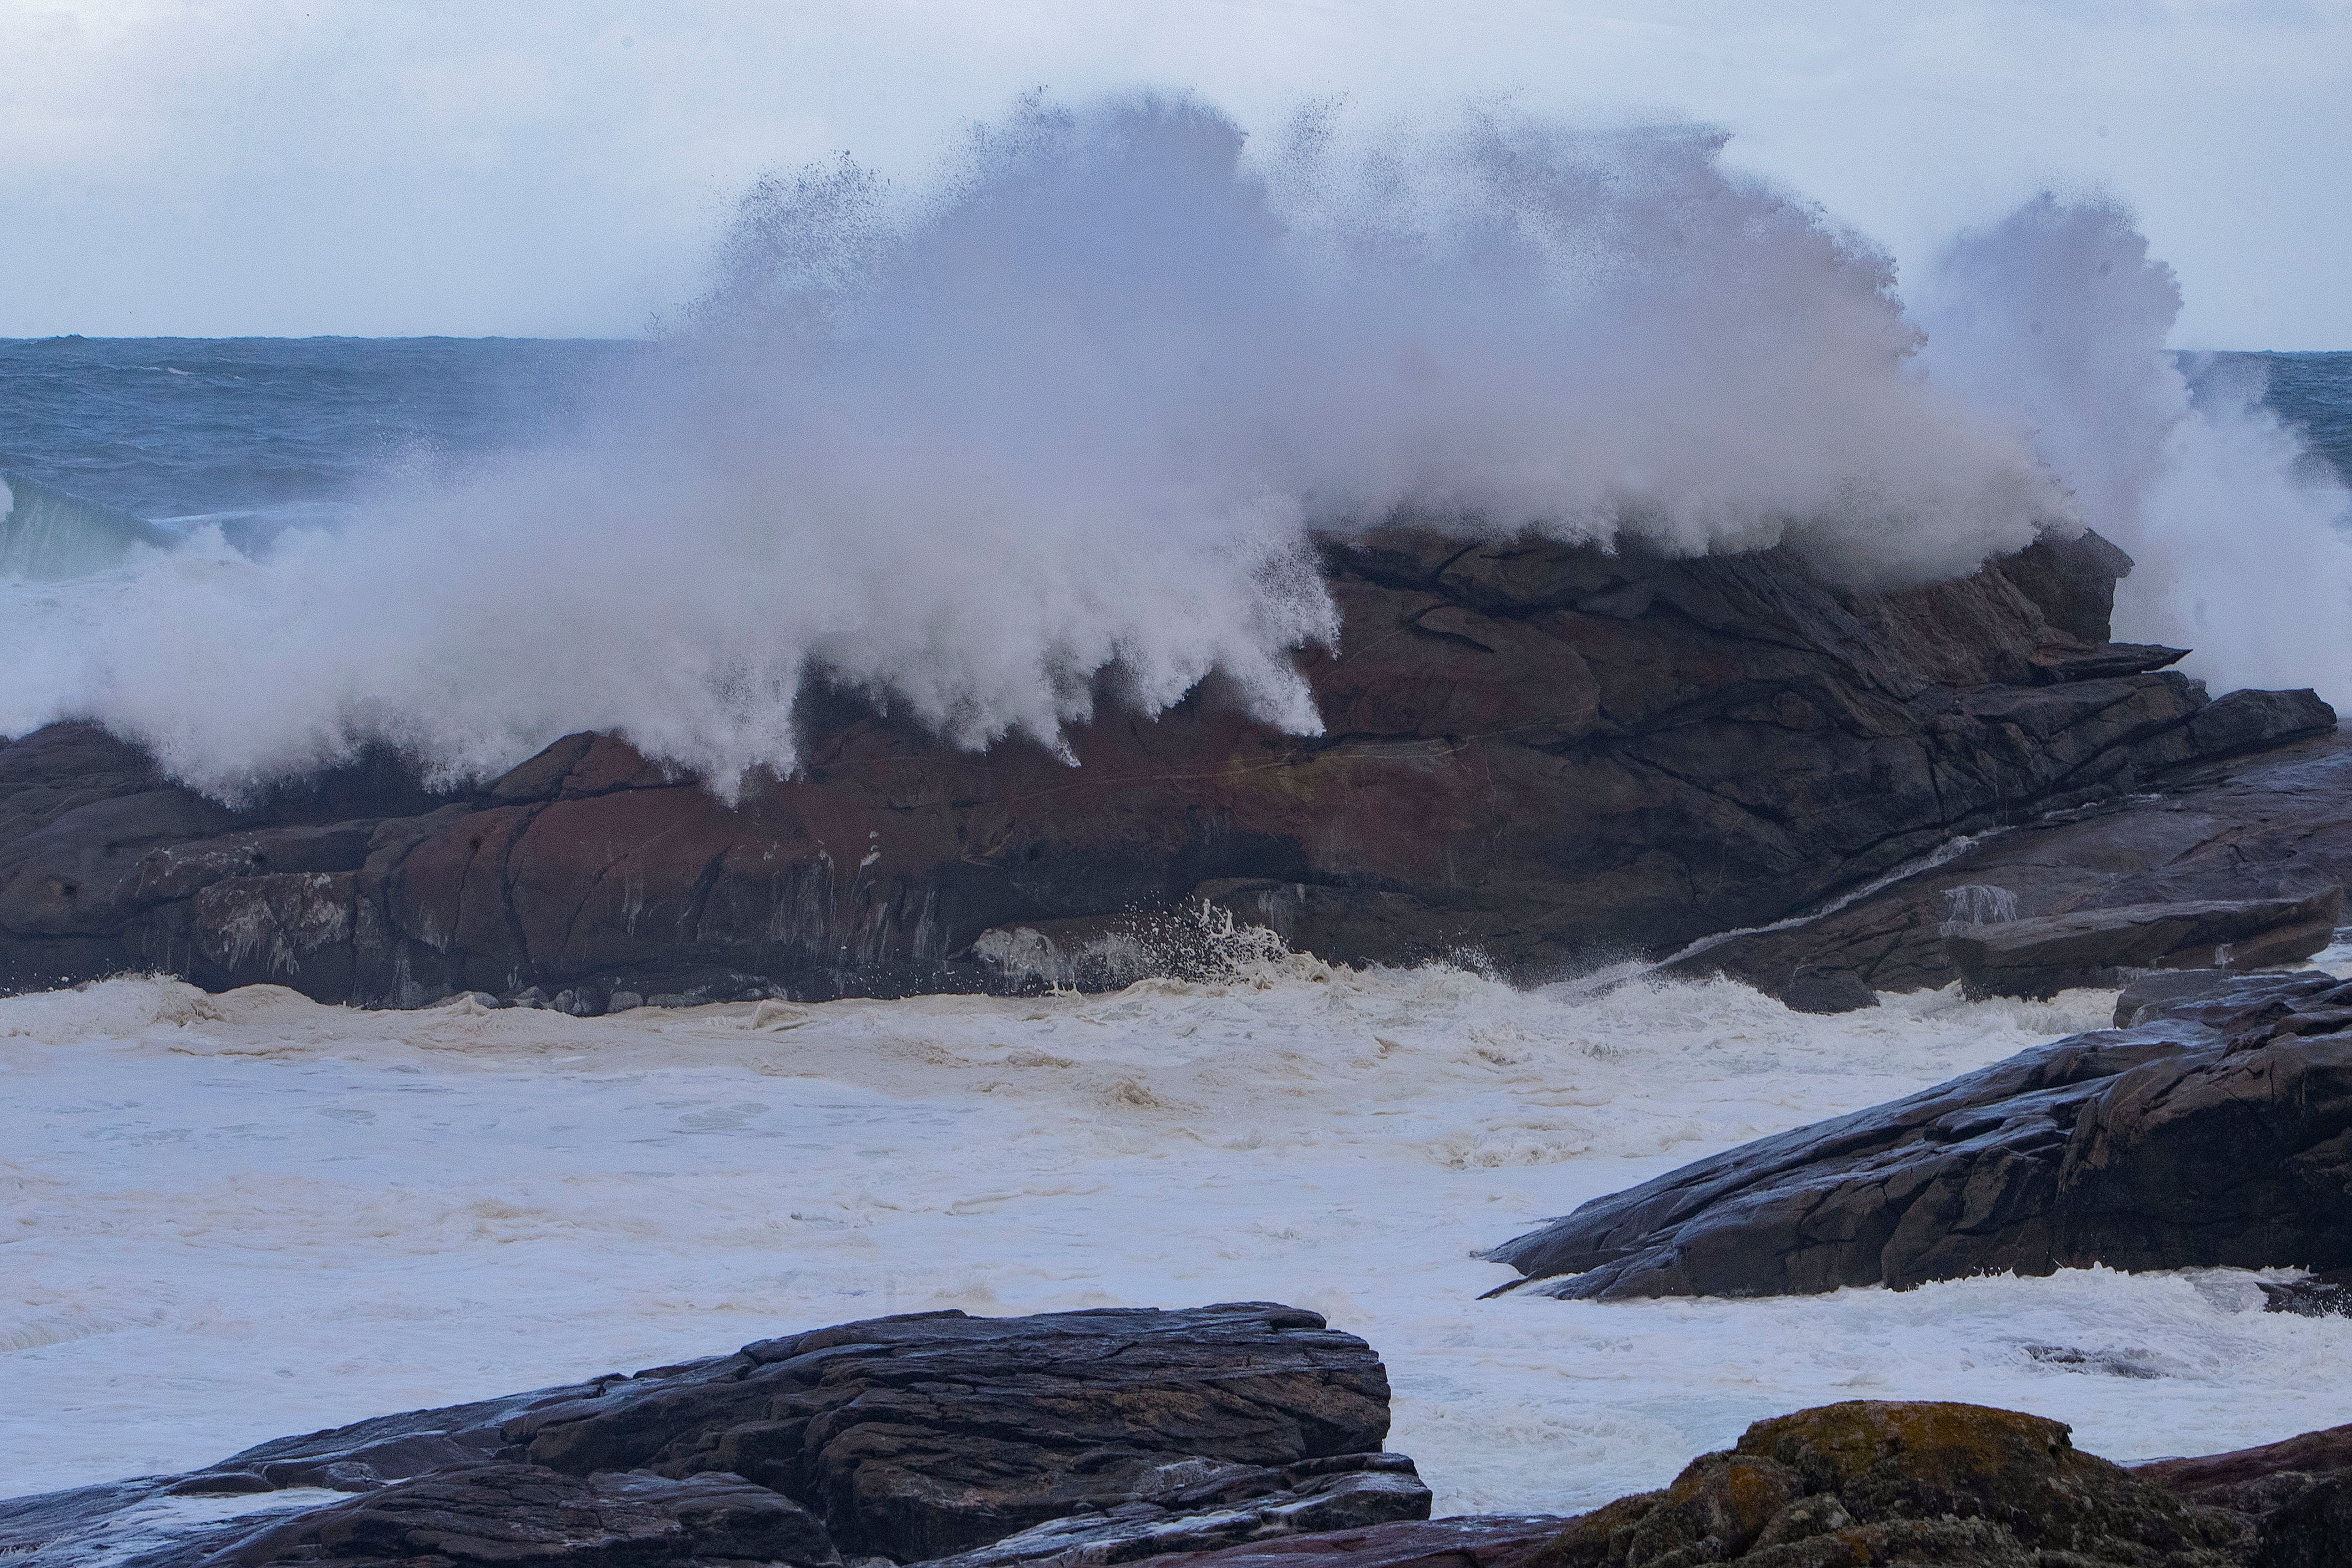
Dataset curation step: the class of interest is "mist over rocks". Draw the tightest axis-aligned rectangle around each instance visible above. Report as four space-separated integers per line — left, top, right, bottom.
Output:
0 524 2333 1007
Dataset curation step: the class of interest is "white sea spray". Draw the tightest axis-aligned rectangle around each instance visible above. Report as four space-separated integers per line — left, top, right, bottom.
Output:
1919 194 2352 704
0 95 2086 800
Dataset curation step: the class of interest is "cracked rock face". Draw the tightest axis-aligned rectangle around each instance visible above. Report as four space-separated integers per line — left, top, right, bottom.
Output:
2 528 2331 1006
1486 969 2352 1299
0 1304 1430 1568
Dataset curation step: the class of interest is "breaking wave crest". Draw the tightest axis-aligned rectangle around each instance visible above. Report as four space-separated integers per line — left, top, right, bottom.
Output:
0 95 2342 800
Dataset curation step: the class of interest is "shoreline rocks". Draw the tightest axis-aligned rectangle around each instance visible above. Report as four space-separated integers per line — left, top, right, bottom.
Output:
17 1334 2352 1568
1485 968 2352 1300
1667 724 2352 1007
2 527 2336 1008
0 1303 1430 1568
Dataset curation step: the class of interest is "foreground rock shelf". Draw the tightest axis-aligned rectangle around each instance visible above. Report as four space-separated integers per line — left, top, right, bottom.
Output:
0 1304 1431 1568
10 1304 2352 1568
0 526 2334 1007
1487 969 2352 1299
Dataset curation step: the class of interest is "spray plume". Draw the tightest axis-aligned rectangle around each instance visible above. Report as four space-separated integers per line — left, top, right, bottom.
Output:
9 95 2334 801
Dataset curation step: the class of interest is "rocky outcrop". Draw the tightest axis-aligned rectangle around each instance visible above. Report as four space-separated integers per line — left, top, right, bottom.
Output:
1510 1401 2243 1567
1 528 2334 1007
214 1466 842 1568
1074 1403 2352 1568
1668 724 2352 1006
1118 1517 1574 1568
1484 969 2352 1299
1942 887 2342 999
2137 1420 2352 1548
0 1303 1429 1568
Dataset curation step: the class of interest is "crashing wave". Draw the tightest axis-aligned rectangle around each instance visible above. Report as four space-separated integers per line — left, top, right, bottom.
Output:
0 469 177 581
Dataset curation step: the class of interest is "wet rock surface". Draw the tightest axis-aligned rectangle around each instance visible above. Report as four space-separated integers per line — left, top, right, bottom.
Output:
1486 969 2352 1299
2 528 2333 1006
1119 1516 1574 1568
1128 1404 2352 1568
1671 720 2352 1004
1510 1401 2244 1568
0 1304 1428 1568
1941 887 2342 999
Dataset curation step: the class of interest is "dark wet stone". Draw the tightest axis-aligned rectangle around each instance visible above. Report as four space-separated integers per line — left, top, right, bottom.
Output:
1511 1401 2241 1568
1486 970 2352 1299
4 527 2332 1006
1 1303 1414 1568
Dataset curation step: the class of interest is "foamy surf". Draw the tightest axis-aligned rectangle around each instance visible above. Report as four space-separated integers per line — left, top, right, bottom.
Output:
8 965 2348 1510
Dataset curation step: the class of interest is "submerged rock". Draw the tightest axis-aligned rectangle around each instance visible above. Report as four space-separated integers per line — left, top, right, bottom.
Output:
2 527 2335 1005
1485 969 2352 1299
0 1303 1428 1568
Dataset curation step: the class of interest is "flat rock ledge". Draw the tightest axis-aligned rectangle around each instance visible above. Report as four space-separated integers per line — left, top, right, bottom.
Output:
1485 968 2352 1299
0 1303 1430 1568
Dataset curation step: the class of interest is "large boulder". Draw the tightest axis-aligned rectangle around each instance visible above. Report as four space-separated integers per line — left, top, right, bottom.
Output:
1510 1401 2240 1567
1 528 2334 1006
1485 969 2352 1299
0 1304 1429 1568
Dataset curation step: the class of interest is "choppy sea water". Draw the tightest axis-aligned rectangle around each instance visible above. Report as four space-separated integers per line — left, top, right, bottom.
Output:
3 341 2352 1509
3 338 2344 532
0 336 639 538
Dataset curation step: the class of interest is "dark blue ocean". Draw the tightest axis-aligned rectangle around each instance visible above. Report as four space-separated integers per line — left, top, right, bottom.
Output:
0 337 2346 530
0 337 644 535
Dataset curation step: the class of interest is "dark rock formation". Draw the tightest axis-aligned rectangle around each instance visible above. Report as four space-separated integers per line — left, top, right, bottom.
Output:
1485 968 2352 1299
1130 1405 2352 1568
1510 1401 2242 1567
0 528 2334 1007
216 1465 842 1568
2137 1420 2352 1544
1120 1516 1573 1568
0 1303 1429 1568
1943 887 2342 999
1670 722 2352 1004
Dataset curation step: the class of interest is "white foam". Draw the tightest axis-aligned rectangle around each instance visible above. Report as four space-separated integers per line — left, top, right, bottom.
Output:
7 966 2346 1510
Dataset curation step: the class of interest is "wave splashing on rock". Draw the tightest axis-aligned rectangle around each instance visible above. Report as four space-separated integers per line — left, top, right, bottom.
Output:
14 95 2328 801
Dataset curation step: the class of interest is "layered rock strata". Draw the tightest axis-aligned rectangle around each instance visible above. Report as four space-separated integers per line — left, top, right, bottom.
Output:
1669 726 2352 1005
1486 969 2352 1299
0 1303 1429 1568
0 528 2333 1007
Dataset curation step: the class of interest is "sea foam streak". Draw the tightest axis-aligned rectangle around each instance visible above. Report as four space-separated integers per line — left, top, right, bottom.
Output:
8 965 2352 1507
0 97 2076 800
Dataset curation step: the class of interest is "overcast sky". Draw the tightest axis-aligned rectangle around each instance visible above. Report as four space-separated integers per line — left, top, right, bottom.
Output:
3 1 2345 346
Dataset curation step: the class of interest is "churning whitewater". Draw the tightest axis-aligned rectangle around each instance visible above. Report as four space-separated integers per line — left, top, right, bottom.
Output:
10 959 2352 1509
2 96 2344 800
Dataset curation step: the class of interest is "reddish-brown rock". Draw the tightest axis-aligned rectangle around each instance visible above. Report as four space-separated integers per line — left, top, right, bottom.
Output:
0 529 2333 1007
